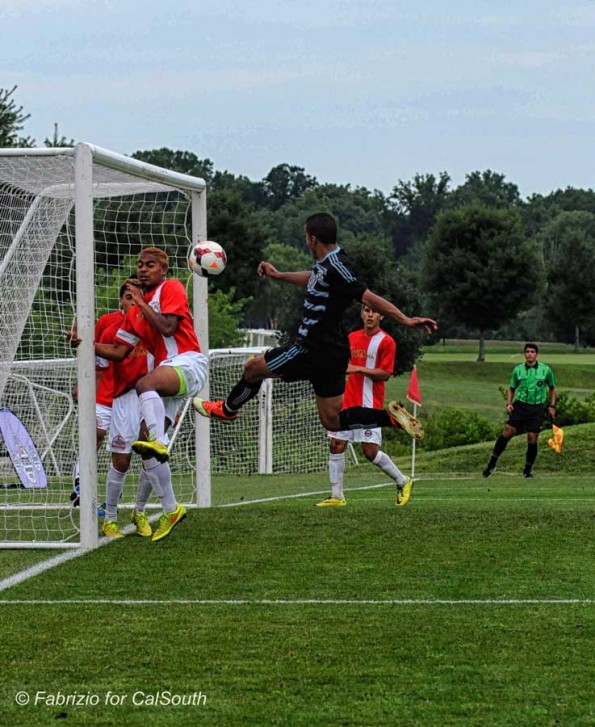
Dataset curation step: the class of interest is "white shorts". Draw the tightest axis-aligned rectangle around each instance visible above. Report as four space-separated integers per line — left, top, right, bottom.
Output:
107 390 142 454
107 389 176 454
327 427 382 446
160 351 208 399
96 404 112 432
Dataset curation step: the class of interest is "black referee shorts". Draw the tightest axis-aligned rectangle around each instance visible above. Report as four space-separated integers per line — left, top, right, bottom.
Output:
264 343 348 399
507 401 547 433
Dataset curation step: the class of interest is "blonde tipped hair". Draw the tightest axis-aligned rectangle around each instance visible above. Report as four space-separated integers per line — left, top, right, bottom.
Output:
139 247 169 269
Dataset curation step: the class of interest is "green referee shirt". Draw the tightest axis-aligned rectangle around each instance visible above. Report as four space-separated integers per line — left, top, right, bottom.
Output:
509 361 555 405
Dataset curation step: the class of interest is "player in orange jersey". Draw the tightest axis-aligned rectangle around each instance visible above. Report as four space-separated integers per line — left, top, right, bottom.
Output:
320 305 413 508
71 281 139 509
89 248 208 541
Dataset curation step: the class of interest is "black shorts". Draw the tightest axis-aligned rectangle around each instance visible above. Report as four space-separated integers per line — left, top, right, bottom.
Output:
507 402 547 433
264 343 348 398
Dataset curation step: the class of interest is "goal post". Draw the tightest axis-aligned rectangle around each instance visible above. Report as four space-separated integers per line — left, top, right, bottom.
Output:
191 190 211 508
0 143 208 549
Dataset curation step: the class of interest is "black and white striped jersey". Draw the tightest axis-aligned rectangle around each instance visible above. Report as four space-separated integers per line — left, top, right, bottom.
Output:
294 246 367 360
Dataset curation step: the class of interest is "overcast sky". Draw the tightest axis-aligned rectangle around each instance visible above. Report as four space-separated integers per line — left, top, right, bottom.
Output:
2 0 594 198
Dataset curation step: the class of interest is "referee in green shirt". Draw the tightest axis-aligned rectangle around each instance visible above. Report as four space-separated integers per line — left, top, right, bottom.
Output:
483 343 556 479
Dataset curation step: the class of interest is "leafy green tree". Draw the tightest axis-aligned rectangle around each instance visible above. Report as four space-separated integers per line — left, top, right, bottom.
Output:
0 86 34 147
260 183 387 249
540 187 595 215
537 210 595 267
521 193 561 239
448 170 521 209
543 212 595 350
262 164 317 210
522 187 595 240
423 205 544 361
211 169 265 206
386 172 451 257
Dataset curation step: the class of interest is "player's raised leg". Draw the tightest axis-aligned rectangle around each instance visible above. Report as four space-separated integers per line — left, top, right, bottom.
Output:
193 351 270 421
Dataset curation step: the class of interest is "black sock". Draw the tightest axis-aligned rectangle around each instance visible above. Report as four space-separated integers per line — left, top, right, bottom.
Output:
224 377 263 415
487 435 510 469
524 443 538 474
339 406 391 430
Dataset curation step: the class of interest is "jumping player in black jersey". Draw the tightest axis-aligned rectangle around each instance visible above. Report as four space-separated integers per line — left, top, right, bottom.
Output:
193 213 437 436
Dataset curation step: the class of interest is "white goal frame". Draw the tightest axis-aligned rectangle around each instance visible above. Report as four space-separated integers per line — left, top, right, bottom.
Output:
0 143 209 550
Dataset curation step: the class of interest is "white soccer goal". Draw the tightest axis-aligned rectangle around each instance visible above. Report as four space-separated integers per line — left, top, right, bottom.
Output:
0 143 209 549
0 144 328 551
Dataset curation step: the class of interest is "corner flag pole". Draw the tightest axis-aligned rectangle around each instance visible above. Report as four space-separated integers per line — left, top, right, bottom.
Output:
406 366 422 478
411 404 417 479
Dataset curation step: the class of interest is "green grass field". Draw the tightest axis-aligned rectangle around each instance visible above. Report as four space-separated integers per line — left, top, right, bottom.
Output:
1 462 593 724
0 341 593 726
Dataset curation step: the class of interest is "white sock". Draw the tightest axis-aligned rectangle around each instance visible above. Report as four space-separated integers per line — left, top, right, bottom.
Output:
105 466 127 521
372 450 408 486
328 452 345 500
72 458 80 488
143 457 177 513
135 467 154 513
139 391 165 442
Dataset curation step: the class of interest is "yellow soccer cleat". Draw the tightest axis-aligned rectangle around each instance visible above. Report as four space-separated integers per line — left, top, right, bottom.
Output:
132 438 170 463
315 497 347 507
387 401 424 440
151 504 187 542
102 520 125 539
131 510 152 537
396 477 413 507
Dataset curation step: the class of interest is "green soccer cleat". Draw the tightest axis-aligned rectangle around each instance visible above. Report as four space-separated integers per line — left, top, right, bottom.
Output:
315 497 347 507
102 520 125 539
396 477 413 507
132 438 170 463
131 510 152 537
152 504 187 542
386 402 424 440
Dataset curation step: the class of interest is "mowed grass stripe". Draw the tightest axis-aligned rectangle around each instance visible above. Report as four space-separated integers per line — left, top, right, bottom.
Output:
1 501 592 603
0 597 592 605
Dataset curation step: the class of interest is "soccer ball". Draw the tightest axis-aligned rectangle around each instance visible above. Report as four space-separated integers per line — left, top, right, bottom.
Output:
188 241 227 277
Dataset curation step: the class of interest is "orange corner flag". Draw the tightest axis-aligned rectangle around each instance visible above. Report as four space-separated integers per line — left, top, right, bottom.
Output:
548 424 564 454
406 365 422 407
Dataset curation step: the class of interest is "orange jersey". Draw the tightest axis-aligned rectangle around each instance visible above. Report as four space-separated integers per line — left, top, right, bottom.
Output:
98 320 149 400
95 310 126 408
115 279 200 365
343 328 396 409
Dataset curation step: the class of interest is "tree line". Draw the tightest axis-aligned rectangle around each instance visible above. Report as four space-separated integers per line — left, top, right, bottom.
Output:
3 86 595 367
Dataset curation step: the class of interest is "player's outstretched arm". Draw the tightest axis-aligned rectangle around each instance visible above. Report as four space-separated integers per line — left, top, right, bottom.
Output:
362 290 437 333
258 261 310 287
95 341 131 362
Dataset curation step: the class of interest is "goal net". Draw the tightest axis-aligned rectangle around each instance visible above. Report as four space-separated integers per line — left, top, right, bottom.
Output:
0 145 327 549
0 144 209 548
